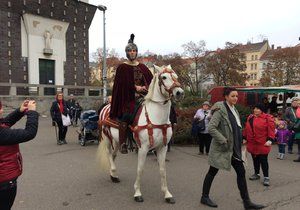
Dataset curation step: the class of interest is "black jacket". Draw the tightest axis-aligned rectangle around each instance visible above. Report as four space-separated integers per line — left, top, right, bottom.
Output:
0 109 39 145
50 100 69 122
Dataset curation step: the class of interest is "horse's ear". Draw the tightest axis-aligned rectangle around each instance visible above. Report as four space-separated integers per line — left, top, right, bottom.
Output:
153 65 161 73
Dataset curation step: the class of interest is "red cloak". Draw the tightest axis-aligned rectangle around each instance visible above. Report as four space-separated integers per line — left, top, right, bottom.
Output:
110 63 153 119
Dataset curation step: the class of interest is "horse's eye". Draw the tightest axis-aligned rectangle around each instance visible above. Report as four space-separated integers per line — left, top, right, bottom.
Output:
162 76 167 80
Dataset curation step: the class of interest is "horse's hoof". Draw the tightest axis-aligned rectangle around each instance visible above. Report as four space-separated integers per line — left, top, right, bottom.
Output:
165 197 176 204
110 175 120 183
134 196 144 202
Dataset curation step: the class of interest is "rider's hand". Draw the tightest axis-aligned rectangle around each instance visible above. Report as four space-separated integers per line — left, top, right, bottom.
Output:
136 85 147 93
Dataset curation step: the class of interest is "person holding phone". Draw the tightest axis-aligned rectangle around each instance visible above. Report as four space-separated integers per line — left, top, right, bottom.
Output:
0 100 39 210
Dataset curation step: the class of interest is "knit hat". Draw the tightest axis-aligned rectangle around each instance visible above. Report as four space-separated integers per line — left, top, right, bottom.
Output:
291 97 300 102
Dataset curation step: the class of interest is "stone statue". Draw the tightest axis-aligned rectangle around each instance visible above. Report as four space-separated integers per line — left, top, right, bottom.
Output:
44 30 53 49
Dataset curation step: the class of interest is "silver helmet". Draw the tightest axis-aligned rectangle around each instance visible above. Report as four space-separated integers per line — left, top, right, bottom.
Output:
125 34 138 61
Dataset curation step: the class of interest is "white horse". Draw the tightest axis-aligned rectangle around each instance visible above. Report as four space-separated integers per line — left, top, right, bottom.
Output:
98 65 184 204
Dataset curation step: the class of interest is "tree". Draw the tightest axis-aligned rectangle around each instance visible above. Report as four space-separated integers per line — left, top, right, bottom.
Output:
260 47 300 86
182 41 208 94
92 48 122 87
204 42 247 86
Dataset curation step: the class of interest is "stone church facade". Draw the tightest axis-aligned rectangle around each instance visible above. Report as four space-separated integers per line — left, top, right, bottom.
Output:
0 0 96 94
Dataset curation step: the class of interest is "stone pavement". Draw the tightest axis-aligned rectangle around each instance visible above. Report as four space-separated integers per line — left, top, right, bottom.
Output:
11 117 300 210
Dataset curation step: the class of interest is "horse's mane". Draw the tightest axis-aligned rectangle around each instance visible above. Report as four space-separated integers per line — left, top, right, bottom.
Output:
144 72 158 101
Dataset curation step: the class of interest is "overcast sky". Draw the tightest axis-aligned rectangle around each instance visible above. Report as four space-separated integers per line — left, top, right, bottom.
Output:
88 0 300 58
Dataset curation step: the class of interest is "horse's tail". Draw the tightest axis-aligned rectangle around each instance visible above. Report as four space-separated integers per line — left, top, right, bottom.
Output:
96 132 111 172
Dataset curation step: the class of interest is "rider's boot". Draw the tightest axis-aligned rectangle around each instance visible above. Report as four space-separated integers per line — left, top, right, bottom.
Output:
119 122 128 154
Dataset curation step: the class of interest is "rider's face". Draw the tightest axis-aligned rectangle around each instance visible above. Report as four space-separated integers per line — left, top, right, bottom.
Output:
127 49 137 61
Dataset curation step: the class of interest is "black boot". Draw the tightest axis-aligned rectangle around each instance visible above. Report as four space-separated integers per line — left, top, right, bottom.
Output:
201 173 217 207
62 139 67 144
201 196 218 208
238 174 266 210
243 199 265 210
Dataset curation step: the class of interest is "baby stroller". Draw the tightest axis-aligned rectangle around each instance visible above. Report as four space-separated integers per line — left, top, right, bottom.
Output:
78 110 99 146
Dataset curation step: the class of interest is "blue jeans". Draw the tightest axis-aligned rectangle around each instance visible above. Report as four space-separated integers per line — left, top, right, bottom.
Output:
278 144 286 154
288 132 295 152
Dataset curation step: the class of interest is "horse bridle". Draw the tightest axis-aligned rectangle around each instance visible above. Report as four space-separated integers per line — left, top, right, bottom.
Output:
158 68 181 99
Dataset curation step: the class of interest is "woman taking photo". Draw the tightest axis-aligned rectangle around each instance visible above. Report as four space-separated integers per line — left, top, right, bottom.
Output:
200 87 265 209
0 100 39 210
243 104 275 186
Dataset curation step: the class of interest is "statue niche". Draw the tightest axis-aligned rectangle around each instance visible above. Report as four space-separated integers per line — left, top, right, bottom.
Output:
43 30 53 55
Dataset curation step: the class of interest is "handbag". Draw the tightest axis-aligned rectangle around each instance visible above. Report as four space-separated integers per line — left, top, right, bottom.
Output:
62 114 71 126
196 115 207 132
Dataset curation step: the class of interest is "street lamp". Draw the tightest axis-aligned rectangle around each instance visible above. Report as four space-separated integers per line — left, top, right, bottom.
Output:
97 5 107 101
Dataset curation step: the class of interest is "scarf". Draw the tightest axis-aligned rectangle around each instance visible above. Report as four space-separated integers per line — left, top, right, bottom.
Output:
58 100 64 114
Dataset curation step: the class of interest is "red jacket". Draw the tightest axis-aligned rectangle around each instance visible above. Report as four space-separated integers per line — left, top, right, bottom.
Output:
243 113 275 155
0 109 38 183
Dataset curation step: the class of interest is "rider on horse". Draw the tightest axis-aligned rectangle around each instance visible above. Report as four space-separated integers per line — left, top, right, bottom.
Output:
109 34 153 154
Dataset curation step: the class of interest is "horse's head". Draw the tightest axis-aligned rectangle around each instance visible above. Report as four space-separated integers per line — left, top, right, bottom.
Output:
153 64 184 101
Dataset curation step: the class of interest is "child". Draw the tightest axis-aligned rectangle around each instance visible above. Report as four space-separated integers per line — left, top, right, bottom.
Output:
276 120 290 160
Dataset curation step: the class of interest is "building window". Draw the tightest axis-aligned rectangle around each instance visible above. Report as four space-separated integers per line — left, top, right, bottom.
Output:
24 75 27 81
73 26 76 31
37 8 40 14
8 12 11 18
83 56 86 61
251 55 254 60
74 18 77 23
23 10 25 14
85 7 88 12
50 12 53 17
9 60 12 66
8 31 11 37
74 67 77 71
75 9 78 14
23 0 26 5
8 50 11 56
251 63 253 70
74 42 77 47
84 79 86 84
74 74 77 79
8 1 11 7
38 0 41 5
83 48 86 53
84 71 86 76
51 2 54 7
23 66 26 71
83 32 86 37
254 63 257 70
83 24 86 29
9 70 11 75
74 59 77 64
255 55 258 60
64 1 68 6
84 64 86 68
84 16 87 21
73 34 76 39
74 51 77 56
63 10 66 16
83 40 86 45
8 21 10 27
